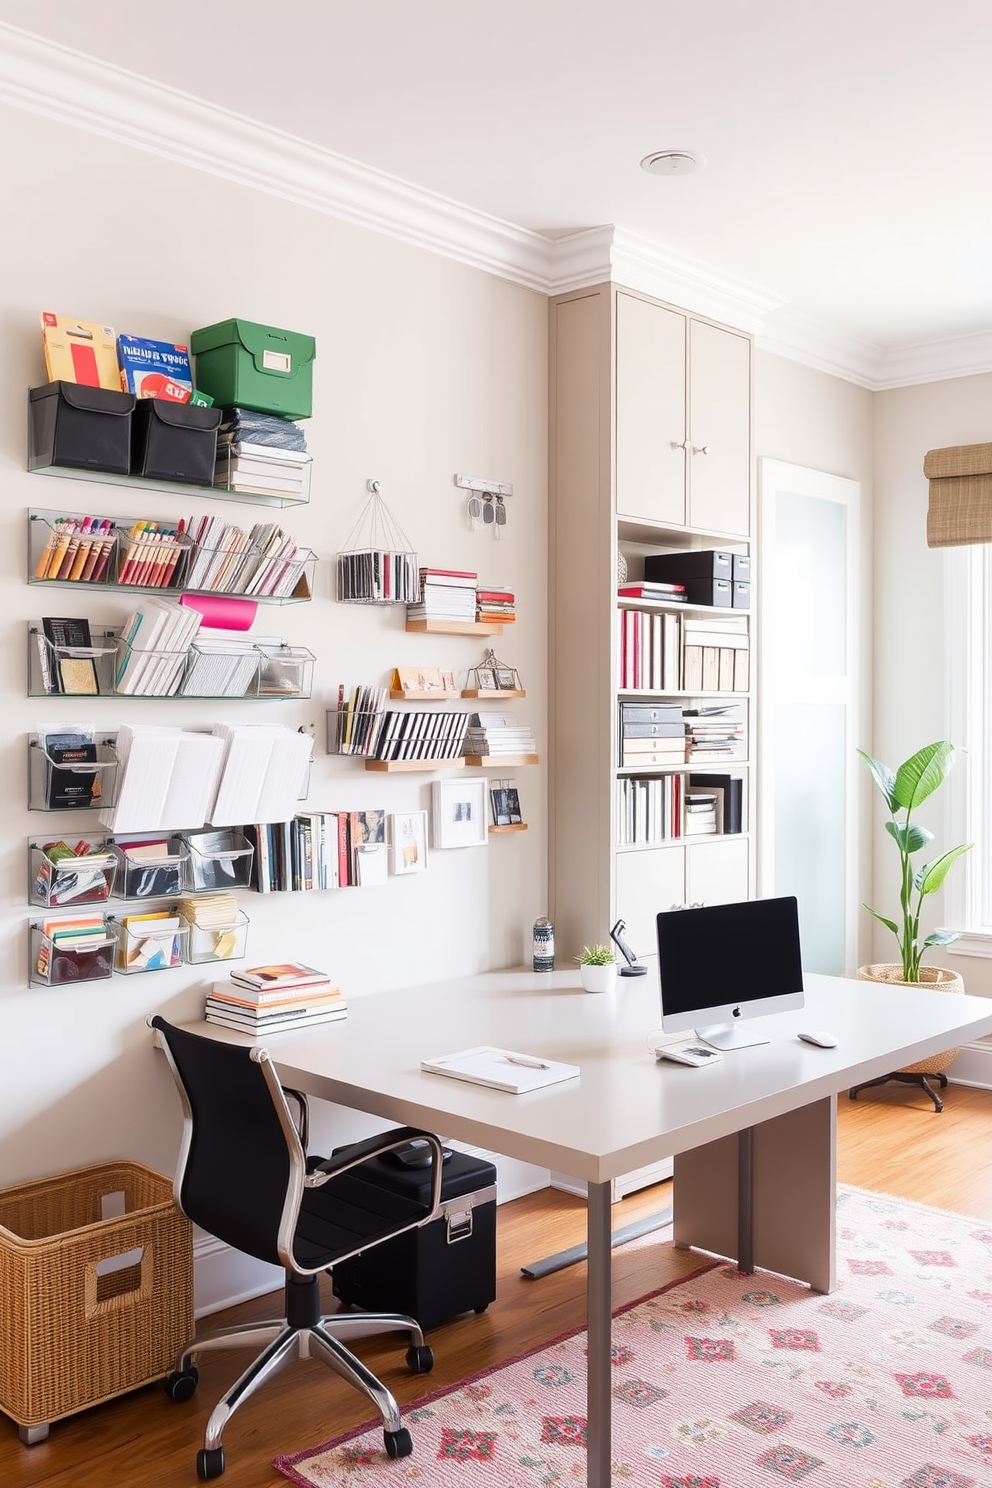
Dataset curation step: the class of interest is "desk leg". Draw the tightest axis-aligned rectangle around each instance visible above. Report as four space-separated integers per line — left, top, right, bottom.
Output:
586 1180 612 1488
673 1096 836 1293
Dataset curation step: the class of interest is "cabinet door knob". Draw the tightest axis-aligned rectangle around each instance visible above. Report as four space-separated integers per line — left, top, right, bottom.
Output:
692 444 711 456
671 439 690 451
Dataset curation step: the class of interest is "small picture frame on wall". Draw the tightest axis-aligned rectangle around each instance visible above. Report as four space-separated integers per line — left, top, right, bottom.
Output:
506 786 523 824
494 667 518 691
490 782 511 827
389 810 429 875
431 777 489 849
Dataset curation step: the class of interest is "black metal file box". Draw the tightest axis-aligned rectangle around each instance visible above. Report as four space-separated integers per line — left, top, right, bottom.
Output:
331 1150 496 1331
644 549 737 606
131 399 221 485
28 382 134 476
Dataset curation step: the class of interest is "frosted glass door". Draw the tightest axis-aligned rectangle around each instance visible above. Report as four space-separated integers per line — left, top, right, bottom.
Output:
759 461 859 975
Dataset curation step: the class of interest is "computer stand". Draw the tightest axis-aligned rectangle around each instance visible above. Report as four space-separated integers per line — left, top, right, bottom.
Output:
696 1023 771 1051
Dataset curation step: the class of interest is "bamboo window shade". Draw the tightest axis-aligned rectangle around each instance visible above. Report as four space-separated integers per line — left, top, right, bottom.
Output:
925 443 992 547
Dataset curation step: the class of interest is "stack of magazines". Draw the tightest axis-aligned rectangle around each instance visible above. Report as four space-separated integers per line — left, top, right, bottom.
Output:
205 962 347 1035
215 410 311 501
463 711 537 757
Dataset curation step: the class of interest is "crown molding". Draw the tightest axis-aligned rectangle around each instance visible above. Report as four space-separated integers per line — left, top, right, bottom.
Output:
3 20 992 392
0 21 556 291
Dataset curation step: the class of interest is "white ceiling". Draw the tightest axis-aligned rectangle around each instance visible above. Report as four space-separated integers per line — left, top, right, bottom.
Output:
2 0 992 383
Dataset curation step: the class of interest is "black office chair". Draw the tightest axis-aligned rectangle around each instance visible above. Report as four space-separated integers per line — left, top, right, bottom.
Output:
151 1016 445 1481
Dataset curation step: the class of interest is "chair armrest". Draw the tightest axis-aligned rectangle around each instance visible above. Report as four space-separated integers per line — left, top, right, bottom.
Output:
282 1087 310 1149
305 1126 445 1222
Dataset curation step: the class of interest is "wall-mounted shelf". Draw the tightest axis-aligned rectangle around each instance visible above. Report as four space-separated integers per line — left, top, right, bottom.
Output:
488 823 528 834
28 459 311 509
461 688 526 699
405 620 503 636
363 758 466 773
388 689 463 701
465 754 539 767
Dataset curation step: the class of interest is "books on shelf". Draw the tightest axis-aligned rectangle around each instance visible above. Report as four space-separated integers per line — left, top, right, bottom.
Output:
684 705 746 762
332 685 389 756
682 615 749 693
618 608 682 691
616 773 683 844
336 549 419 603
182 515 312 598
689 773 744 834
476 583 515 625
115 598 202 696
408 568 478 622
368 709 471 763
463 712 536 757
617 581 687 602
215 439 311 497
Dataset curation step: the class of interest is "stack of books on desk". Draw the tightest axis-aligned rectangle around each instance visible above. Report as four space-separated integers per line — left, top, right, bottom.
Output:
407 568 477 623
476 584 515 624
463 712 536 757
206 962 347 1035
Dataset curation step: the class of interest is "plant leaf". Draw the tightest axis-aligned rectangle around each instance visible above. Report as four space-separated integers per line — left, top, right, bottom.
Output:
923 929 961 947
915 843 973 896
857 749 898 812
862 903 900 936
893 741 954 811
885 820 933 854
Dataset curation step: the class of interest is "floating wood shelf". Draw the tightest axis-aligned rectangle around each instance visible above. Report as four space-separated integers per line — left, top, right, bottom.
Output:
363 758 466 773
387 689 463 701
464 753 540 767
461 688 526 699
488 823 528 834
405 619 503 636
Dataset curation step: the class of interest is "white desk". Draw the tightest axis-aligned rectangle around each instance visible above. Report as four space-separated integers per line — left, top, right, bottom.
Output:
187 966 992 1488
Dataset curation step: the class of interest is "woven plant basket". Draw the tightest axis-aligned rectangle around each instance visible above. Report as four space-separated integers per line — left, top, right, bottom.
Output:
857 963 965 1075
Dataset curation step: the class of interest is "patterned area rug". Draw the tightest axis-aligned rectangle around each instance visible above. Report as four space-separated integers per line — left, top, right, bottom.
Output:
275 1186 992 1487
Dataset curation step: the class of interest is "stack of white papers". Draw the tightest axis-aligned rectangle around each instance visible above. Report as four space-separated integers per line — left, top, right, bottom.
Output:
99 725 225 832
209 725 313 827
421 1046 580 1094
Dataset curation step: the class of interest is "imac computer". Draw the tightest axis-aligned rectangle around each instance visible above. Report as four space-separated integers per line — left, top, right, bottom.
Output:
656 896 804 1050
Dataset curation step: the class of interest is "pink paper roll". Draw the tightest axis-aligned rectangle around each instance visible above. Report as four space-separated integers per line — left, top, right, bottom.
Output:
179 593 258 631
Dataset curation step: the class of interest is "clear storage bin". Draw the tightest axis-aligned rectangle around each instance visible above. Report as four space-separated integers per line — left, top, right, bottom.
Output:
30 922 115 986
28 624 118 697
181 829 254 891
257 643 314 699
107 837 187 901
110 914 187 974
29 839 117 908
28 733 118 813
183 909 250 965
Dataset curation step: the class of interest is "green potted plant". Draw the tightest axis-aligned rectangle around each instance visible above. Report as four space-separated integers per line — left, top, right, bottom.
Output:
855 740 971 1105
575 943 617 994
858 740 971 984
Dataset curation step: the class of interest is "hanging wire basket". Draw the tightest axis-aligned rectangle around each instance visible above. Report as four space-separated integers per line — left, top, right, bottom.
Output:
336 480 419 604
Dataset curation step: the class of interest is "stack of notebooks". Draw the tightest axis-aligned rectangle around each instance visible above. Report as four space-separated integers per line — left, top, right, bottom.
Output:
215 409 311 500
617 579 687 603
683 789 720 836
115 599 203 696
476 583 515 625
206 962 347 1036
684 705 746 762
176 892 242 960
463 712 536 758
407 568 477 623
182 516 311 598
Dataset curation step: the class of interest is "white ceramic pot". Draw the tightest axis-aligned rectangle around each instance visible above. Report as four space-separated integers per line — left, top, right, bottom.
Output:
579 962 617 994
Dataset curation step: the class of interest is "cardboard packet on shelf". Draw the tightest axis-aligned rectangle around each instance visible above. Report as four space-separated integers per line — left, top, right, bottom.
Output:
41 312 119 389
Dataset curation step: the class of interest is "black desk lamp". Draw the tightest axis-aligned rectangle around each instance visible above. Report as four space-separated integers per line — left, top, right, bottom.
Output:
610 919 647 977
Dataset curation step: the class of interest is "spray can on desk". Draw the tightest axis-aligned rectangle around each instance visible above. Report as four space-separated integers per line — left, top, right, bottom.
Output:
532 917 555 972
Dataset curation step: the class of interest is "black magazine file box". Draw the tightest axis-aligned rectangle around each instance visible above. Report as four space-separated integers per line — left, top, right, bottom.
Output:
28 381 134 476
131 399 221 486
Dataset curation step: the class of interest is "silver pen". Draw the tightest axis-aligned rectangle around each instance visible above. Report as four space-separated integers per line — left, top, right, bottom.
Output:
504 1054 550 1069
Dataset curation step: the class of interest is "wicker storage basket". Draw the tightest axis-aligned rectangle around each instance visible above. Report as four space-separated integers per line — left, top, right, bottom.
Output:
0 1159 193 1435
857 963 964 1075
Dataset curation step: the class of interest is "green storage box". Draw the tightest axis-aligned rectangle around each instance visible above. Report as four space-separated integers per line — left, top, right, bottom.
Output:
190 319 316 420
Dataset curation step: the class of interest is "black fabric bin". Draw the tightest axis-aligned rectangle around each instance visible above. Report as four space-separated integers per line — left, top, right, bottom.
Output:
331 1150 497 1331
644 549 734 584
28 382 134 476
131 399 221 486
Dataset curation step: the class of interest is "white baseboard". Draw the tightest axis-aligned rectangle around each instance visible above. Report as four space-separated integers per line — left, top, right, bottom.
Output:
192 1148 550 1317
947 1038 992 1089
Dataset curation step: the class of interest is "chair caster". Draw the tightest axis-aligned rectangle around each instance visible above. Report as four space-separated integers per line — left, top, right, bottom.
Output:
196 1445 226 1479
164 1365 199 1402
405 1343 434 1374
384 1427 413 1459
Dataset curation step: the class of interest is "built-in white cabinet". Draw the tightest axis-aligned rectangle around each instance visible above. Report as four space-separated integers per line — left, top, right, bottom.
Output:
615 291 751 537
549 281 755 964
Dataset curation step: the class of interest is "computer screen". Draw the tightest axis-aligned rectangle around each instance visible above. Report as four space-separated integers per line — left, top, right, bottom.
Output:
656 896 804 1050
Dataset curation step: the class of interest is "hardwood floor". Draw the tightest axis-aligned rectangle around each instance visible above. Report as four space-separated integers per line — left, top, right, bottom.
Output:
4 1083 991 1487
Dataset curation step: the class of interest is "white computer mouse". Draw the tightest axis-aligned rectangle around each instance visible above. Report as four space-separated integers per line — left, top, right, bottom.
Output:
797 1030 838 1048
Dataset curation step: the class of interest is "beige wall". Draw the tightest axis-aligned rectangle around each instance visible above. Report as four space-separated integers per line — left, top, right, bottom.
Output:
873 373 992 996
753 350 875 967
0 103 548 1184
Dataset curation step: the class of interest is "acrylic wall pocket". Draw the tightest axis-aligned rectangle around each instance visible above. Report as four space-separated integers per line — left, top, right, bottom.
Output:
29 723 118 812
107 836 187 900
182 829 255 892
30 838 117 908
31 913 115 986
110 910 187 973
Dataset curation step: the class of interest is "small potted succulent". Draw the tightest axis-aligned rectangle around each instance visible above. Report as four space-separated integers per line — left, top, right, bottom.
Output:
576 943 617 994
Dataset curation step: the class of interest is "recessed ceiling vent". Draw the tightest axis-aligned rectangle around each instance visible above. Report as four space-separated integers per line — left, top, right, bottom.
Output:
640 150 704 176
